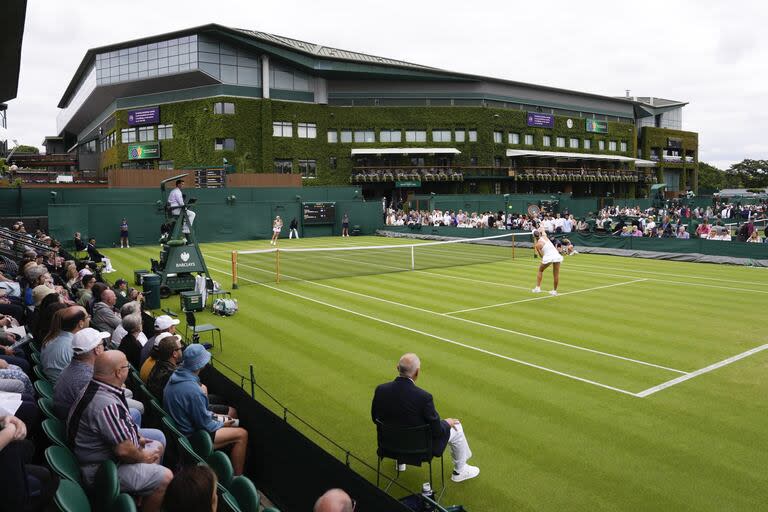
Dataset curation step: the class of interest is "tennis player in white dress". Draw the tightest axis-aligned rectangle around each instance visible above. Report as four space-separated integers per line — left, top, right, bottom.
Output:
532 227 563 296
270 216 283 245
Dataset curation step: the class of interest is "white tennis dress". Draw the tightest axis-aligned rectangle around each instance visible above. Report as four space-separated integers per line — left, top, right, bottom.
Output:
540 238 564 264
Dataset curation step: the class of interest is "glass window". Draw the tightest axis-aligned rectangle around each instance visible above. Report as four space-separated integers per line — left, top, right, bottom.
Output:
121 128 137 143
455 130 465 143
380 130 401 143
569 138 579 149
493 131 503 143
354 130 375 143
297 123 317 139
214 138 235 151
620 141 627 152
273 159 293 173
493 156 502 167
329 156 337 169
340 130 352 143
405 130 426 142
470 156 478 166
598 140 606 150
272 121 292 137
432 130 451 142
583 139 591 150
327 130 338 143
213 102 235 114
609 141 617 151
468 130 478 142
524 134 533 145
508 133 520 144
158 160 174 170
298 159 317 178
542 135 551 147
138 126 154 142
556 137 566 148
158 124 173 140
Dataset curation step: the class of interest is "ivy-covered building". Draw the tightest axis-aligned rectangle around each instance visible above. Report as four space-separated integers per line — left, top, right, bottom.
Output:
55 24 698 198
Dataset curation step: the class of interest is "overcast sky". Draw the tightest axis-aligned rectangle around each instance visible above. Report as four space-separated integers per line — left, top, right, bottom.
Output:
6 0 767 170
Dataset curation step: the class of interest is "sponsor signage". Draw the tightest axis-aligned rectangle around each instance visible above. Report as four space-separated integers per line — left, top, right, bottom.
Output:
395 180 421 188
127 107 160 126
526 112 555 128
586 119 609 134
128 143 160 160
170 249 203 272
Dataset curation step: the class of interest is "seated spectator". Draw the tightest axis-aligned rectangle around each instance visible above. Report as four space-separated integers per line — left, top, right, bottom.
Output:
162 465 218 512
91 289 121 334
30 292 65 343
0 358 33 395
118 314 144 370
164 344 249 475
314 488 354 512
113 279 129 308
73 232 86 254
53 327 107 420
86 238 115 273
111 301 144 349
146 334 183 400
140 315 180 370
747 230 763 243
41 306 89 384
676 225 690 239
67 351 171 511
77 274 96 308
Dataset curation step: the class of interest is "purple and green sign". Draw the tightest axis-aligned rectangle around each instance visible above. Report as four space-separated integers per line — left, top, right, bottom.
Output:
128 143 160 160
586 118 609 134
526 112 555 128
127 107 160 126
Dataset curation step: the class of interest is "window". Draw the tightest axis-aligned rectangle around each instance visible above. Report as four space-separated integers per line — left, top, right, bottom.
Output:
620 141 627 152
138 126 154 142
509 133 520 144
354 130 375 143
598 140 605 150
468 130 477 142
524 134 533 145
298 123 317 139
583 139 591 150
609 141 617 151
556 137 566 148
298 159 317 178
272 121 292 137
214 138 235 151
493 156 502 167
470 156 478 166
329 156 337 169
157 124 173 140
213 102 235 114
84 140 97 153
455 130 465 142
432 130 451 142
158 160 174 170
273 159 293 173
121 128 137 143
542 135 551 147
405 130 426 142
569 138 579 149
493 131 503 144
380 130 401 143
340 130 352 143
327 130 338 143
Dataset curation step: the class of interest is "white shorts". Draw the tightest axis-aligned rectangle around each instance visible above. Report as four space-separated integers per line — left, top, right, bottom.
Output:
273 227 281 233
542 254 564 265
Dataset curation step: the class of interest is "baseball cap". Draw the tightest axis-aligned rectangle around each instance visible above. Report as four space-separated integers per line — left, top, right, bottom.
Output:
182 344 211 371
153 331 181 347
154 315 180 330
72 327 109 354
32 285 56 306
78 268 93 278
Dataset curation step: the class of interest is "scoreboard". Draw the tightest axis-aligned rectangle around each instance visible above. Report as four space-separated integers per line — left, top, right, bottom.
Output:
302 202 336 225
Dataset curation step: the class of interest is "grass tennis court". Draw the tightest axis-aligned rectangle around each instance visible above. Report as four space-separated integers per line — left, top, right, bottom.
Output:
103 236 768 511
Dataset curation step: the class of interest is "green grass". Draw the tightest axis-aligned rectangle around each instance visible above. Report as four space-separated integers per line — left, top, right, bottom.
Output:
104 236 768 511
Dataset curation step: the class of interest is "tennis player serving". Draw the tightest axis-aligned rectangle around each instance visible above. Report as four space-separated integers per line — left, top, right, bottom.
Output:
532 227 563 296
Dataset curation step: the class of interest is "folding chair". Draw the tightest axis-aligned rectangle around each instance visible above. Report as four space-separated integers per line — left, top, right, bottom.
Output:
184 311 222 350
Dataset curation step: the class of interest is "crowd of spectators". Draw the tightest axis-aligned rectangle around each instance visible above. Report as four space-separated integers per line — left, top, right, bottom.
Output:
0 221 256 511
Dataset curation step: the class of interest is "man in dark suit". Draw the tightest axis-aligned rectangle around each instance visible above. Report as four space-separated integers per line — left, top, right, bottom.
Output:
371 353 479 483
86 238 115 273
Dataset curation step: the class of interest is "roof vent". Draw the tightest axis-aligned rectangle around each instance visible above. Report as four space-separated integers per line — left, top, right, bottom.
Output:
625 89 631 98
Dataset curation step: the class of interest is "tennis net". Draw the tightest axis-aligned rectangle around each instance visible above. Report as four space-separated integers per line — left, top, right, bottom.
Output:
230 232 529 287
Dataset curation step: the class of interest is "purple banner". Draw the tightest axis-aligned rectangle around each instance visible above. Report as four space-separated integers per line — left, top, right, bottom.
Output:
127 107 160 126
526 112 555 128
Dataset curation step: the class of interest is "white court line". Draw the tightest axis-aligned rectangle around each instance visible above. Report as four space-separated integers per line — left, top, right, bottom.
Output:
445 279 648 314
636 344 768 397
205 263 640 397
207 254 686 374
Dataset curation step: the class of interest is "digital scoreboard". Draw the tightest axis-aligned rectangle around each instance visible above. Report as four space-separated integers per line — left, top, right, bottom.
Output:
302 202 336 225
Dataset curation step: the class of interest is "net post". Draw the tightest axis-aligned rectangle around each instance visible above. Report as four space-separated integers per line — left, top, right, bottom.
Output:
512 233 515 260
231 250 239 289
275 248 280 284
411 245 415 270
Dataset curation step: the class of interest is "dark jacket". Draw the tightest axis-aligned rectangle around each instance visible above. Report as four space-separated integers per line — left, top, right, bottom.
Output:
86 243 104 262
371 376 450 456
147 359 176 400
74 237 86 252
118 333 142 370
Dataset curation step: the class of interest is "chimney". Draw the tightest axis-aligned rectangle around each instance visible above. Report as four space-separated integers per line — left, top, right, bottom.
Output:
649 96 654 106
625 89 631 98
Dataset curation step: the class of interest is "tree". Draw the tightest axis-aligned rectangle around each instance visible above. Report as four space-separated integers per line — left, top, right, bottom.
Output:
726 159 768 188
12 144 39 155
697 162 726 192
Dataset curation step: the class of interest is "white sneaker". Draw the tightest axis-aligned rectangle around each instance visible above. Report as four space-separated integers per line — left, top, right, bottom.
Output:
396 463 406 472
549 290 558 296
531 287 541 293
451 464 479 482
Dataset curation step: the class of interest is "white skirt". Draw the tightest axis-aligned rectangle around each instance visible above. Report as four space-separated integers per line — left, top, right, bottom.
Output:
273 227 281 233
542 253 564 265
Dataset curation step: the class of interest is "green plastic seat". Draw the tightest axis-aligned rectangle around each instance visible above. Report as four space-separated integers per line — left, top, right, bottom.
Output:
33 365 49 383
177 435 205 465
113 494 137 512
29 342 40 355
42 418 67 447
38 397 57 419
160 414 183 438
34 379 54 399
54 479 92 512
229 476 260 512
45 446 82 484
207 450 234 489
219 491 241 512
30 351 42 365
93 460 120 512
189 429 213 460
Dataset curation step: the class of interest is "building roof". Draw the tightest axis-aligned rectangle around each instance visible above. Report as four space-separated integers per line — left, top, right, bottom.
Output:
0 0 27 103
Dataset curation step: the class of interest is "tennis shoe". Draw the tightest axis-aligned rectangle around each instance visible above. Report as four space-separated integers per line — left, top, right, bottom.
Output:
531 287 541 293
396 463 406 472
451 464 480 482
549 290 558 296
